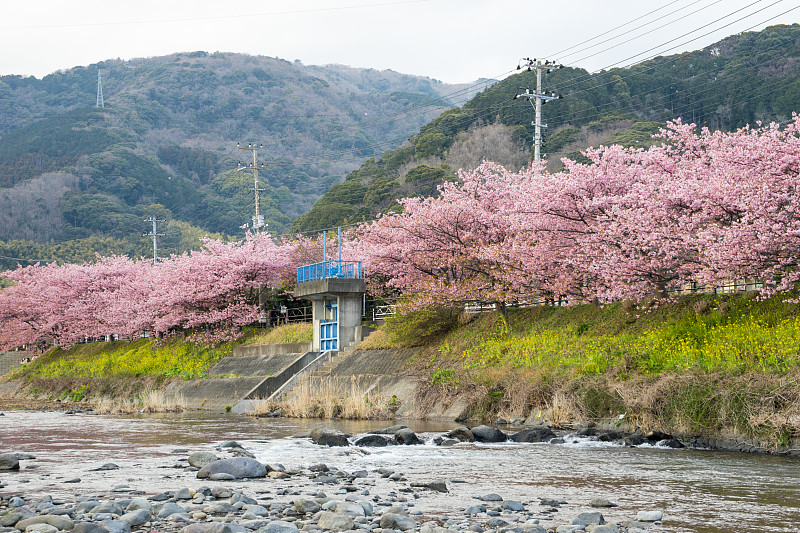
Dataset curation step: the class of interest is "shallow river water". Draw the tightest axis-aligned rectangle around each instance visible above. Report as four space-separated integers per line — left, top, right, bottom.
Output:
1 411 799 532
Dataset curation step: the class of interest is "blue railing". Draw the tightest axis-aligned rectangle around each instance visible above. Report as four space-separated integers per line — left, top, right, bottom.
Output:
297 260 363 283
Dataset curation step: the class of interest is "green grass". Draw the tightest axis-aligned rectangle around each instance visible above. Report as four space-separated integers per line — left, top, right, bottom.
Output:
9 323 312 381
412 292 800 379
11 337 236 380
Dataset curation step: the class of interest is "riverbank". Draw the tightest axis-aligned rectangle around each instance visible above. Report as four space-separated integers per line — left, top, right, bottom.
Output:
3 292 799 453
2 410 799 532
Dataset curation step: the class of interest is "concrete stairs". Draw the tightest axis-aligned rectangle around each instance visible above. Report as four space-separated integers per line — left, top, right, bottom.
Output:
269 332 370 402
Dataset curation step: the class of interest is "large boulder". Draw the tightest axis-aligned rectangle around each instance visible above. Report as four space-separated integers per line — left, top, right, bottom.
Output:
394 428 422 445
197 457 267 479
261 521 299 533
380 513 417 531
309 427 350 447
354 435 391 447
446 426 475 442
16 516 74 531
471 425 507 443
335 502 366 518
188 452 219 468
510 427 556 443
0 453 20 470
317 512 354 532
293 499 321 514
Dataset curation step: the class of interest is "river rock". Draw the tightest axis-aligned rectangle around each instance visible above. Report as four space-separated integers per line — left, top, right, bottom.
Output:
479 493 503 502
0 512 22 527
510 427 556 443
576 512 605 525
16 515 75 531
261 521 299 533
659 439 684 448
8 497 24 508
636 510 663 522
590 498 617 508
369 424 408 435
624 434 646 446
317 512 354 531
504 500 525 511
588 526 619 533
124 499 151 512
471 425 506 442
71 523 110 533
94 502 124 515
354 435 391 447
197 457 267 479
380 513 417 531
447 426 475 442
410 481 448 493
394 428 422 445
309 428 350 447
120 509 150 527
293 499 320 514
181 524 246 533
157 503 187 518
174 488 193 500
465 505 486 515
645 431 672 441
25 524 59 533
90 463 119 471
188 452 219 468
0 454 20 470
335 502 366 517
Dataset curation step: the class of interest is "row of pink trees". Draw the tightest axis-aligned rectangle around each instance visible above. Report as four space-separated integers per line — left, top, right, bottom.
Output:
4 116 800 348
359 118 800 306
0 233 310 349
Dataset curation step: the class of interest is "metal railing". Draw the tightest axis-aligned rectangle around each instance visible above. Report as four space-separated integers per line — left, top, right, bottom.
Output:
297 260 363 283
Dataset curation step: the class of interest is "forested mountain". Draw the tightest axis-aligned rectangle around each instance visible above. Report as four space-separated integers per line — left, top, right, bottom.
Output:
0 52 477 268
293 24 800 232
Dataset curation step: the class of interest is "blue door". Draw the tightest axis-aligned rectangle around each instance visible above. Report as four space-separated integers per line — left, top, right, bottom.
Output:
320 301 338 351
320 321 338 351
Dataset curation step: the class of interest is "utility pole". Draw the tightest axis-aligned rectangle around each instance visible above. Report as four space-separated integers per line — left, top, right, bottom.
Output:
236 143 268 320
96 71 104 108
237 143 266 232
514 58 563 162
144 217 165 266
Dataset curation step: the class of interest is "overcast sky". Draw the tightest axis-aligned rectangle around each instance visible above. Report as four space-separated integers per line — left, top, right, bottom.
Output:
1 0 799 84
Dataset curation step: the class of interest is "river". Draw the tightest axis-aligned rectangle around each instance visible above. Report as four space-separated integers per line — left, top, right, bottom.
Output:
1 410 799 532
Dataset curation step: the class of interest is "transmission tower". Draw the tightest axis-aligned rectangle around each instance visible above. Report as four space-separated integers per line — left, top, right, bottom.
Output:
96 71 104 108
237 143 266 232
514 58 564 162
144 217 165 265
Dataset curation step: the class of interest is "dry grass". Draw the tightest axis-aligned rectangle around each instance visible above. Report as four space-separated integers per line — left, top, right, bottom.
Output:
246 375 396 420
93 389 186 414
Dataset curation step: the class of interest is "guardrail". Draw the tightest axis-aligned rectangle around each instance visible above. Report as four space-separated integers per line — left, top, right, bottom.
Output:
297 260 363 283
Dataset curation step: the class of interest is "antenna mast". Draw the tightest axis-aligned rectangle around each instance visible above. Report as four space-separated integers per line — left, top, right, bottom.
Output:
96 71 104 108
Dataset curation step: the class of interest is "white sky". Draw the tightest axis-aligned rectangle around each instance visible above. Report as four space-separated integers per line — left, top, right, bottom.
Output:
1 0 799 84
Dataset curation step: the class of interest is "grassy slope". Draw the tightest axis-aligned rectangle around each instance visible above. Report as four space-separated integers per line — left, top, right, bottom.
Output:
363 292 800 448
6 324 312 403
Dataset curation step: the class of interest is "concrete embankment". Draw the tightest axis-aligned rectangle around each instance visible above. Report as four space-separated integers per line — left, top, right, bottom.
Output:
165 342 314 410
0 351 25 376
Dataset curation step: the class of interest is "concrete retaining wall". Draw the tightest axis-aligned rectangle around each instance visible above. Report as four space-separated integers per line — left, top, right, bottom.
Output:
300 348 421 417
0 351 26 377
167 349 318 411
233 342 311 357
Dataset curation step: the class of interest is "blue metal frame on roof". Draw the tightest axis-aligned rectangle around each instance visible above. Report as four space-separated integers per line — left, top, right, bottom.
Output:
297 260 363 284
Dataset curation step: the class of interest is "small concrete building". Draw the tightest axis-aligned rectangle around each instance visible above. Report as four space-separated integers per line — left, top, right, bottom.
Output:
295 259 366 352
